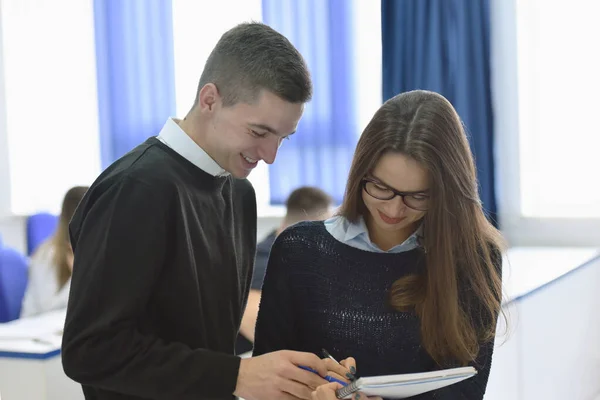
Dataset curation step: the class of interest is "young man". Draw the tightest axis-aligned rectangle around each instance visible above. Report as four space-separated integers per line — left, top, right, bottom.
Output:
61 23 334 400
237 186 333 354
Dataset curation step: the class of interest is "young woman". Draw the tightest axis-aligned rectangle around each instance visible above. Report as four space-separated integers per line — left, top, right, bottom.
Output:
253 90 504 399
21 186 88 317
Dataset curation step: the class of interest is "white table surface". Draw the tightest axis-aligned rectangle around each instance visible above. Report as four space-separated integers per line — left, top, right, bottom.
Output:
501 246 599 303
0 309 83 400
0 309 64 358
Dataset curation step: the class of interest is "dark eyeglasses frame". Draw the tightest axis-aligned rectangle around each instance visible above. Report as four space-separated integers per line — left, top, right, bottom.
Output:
361 178 430 211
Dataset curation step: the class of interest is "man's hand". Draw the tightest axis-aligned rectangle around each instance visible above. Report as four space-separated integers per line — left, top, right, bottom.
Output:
234 350 329 400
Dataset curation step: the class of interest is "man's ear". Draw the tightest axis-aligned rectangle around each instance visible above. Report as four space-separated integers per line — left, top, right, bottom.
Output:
197 83 221 112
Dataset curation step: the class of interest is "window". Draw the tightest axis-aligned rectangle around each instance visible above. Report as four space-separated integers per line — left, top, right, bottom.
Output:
352 0 382 139
517 0 600 219
0 0 101 216
492 0 600 245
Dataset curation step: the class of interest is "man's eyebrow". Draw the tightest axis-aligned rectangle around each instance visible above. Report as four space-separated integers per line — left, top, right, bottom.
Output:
249 123 296 137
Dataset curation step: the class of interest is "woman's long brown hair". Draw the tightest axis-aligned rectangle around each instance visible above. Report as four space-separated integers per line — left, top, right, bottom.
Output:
49 186 89 290
338 90 505 366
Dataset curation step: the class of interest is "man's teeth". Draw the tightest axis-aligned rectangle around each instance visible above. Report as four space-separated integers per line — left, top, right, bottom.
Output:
243 155 257 163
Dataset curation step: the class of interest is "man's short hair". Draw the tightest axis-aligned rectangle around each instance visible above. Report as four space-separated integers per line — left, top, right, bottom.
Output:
196 22 311 107
285 186 332 222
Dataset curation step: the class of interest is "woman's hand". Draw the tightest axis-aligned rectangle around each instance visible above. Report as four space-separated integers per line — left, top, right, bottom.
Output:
322 356 358 383
311 383 382 400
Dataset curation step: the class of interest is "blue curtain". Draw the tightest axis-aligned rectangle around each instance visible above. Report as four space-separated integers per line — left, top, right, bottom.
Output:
262 0 358 205
94 0 176 169
381 0 497 223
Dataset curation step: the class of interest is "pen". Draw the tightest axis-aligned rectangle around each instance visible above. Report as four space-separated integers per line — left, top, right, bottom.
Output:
298 366 348 386
322 348 357 381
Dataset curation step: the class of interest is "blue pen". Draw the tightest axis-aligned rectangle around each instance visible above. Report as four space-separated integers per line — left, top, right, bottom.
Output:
299 365 348 386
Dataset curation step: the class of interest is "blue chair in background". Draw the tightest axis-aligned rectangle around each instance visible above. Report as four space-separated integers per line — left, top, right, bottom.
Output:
0 246 28 322
26 212 58 256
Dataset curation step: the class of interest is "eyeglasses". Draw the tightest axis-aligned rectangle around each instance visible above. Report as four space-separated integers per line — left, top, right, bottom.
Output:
362 178 430 211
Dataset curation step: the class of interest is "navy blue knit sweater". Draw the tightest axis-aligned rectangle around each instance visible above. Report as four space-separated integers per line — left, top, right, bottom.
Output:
253 221 497 399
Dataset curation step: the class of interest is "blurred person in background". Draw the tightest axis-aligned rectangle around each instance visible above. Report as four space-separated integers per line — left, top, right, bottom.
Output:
21 186 88 317
237 186 333 354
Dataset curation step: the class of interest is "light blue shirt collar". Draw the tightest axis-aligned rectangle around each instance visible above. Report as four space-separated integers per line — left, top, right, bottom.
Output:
325 215 423 254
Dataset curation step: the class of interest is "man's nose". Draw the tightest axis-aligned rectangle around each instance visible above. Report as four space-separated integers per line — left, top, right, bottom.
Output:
258 137 281 165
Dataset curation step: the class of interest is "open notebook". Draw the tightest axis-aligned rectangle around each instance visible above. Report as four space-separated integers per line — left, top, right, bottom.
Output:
335 366 476 399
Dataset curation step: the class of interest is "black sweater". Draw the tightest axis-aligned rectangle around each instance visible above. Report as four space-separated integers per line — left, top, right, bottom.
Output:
253 221 497 399
62 138 257 400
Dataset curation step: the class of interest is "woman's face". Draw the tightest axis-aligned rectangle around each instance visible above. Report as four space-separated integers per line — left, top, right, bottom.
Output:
361 152 430 240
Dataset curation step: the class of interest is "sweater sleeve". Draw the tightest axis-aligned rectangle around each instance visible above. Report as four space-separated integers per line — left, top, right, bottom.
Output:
252 233 297 356
61 176 240 400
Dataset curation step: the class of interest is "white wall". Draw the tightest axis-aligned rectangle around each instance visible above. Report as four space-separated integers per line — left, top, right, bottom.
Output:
486 252 600 399
517 257 600 399
0 215 26 253
0 0 11 218
490 0 521 242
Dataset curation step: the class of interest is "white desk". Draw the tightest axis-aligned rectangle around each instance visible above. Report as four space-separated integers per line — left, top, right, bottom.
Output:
500 247 600 303
0 310 83 400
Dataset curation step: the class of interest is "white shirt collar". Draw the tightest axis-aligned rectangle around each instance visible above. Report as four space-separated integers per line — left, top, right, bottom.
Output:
156 118 229 177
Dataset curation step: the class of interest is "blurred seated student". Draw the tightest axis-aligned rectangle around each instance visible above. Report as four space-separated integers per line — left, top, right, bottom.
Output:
253 90 505 399
236 186 333 354
21 186 88 317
